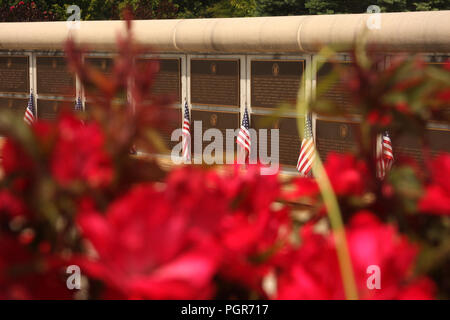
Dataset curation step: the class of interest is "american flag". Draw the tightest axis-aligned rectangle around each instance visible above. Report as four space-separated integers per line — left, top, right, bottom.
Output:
297 115 315 176
182 101 191 161
74 96 83 111
376 131 394 179
24 92 35 125
237 106 251 160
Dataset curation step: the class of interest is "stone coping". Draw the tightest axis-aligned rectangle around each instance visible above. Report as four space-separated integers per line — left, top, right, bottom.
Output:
0 11 449 53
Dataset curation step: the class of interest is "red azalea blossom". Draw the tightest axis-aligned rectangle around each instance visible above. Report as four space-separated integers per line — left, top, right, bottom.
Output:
1 139 32 176
75 183 221 299
0 21 447 300
1 121 54 180
0 190 27 218
395 101 411 114
444 61 450 71
217 166 290 293
368 110 380 125
162 165 290 294
419 154 450 215
219 205 290 293
0 235 72 300
224 165 281 216
367 111 392 126
324 153 368 196
275 211 435 300
437 89 450 102
284 176 319 201
74 166 291 298
32 120 55 147
164 166 231 236
51 114 113 188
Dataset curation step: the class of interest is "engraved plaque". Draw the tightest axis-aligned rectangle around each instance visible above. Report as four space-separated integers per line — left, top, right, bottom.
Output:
37 99 70 120
190 109 239 159
0 56 29 94
137 58 181 103
0 97 28 117
317 62 357 115
251 60 304 109
252 115 302 167
428 59 450 123
316 119 359 161
37 56 75 96
392 129 450 164
156 106 181 153
191 59 239 108
84 102 92 114
85 57 114 76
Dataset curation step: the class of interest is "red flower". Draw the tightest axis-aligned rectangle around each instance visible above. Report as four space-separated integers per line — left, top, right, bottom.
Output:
284 177 319 201
437 89 450 102
0 190 26 218
395 101 410 114
164 166 231 236
163 165 290 294
1 139 32 176
51 114 113 188
1 121 54 187
0 235 72 299
75 183 220 299
368 110 380 125
444 61 450 71
224 165 281 216
419 154 450 215
219 205 290 293
217 166 290 293
324 153 368 196
275 212 435 300
367 110 392 126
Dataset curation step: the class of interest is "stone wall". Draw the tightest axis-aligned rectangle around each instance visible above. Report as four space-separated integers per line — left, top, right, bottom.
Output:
0 12 449 171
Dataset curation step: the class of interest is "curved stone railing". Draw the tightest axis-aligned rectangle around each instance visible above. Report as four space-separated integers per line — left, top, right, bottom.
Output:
0 11 449 53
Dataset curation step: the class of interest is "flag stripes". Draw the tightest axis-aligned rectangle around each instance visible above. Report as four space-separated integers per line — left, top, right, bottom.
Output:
182 101 191 161
376 131 394 179
237 106 251 159
297 115 315 176
24 92 35 125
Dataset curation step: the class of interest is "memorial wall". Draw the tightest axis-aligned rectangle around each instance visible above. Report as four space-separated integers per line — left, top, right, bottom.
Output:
0 13 449 170
391 55 450 165
249 58 306 168
314 56 359 162
0 50 449 170
0 55 29 117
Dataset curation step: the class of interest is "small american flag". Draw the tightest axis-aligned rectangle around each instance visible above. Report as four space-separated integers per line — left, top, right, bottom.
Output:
376 131 394 179
297 115 315 176
74 96 83 111
237 106 251 160
182 101 191 162
24 92 35 125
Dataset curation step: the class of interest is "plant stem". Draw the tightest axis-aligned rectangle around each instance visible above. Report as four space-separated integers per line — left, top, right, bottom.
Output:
312 157 359 300
296 47 358 300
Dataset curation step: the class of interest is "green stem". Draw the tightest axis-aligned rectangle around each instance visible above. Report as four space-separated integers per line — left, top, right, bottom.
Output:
312 156 359 300
296 47 358 300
